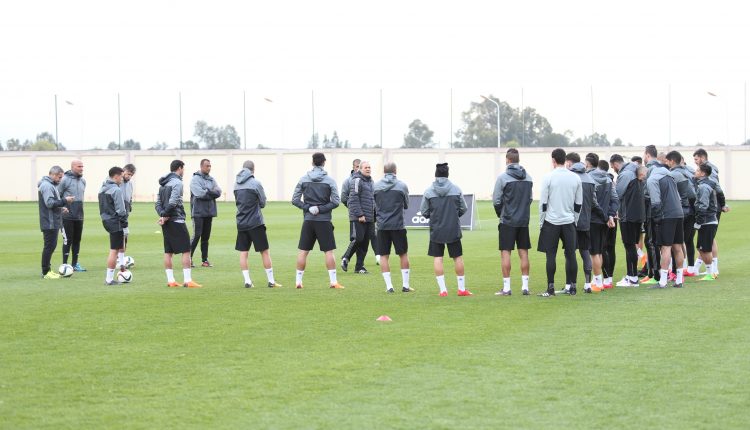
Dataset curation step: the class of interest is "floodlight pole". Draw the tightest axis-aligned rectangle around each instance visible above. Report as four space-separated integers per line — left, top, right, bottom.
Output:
54 94 59 150
481 95 501 148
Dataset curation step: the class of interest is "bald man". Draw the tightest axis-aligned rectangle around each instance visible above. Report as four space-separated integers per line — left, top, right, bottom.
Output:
58 159 87 271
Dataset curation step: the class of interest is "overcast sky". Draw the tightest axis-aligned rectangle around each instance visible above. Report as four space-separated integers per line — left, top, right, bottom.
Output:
1 0 748 150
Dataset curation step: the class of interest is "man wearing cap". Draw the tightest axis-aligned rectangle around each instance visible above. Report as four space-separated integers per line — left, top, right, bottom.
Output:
291 152 344 289
420 163 471 297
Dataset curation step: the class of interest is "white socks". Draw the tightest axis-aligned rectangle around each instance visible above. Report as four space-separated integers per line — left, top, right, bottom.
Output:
712 258 719 274
436 275 447 293
117 252 125 268
166 269 175 283
401 269 410 288
521 275 529 291
676 269 683 284
242 270 251 284
265 268 275 283
328 269 337 285
106 268 115 282
659 269 668 287
594 274 603 288
383 272 393 290
457 276 465 292
183 268 192 283
296 270 304 285
502 277 511 292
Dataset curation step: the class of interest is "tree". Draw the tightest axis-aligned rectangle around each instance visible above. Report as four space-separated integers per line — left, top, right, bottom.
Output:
193 121 241 149
402 119 435 148
307 132 320 149
182 140 199 150
149 142 169 150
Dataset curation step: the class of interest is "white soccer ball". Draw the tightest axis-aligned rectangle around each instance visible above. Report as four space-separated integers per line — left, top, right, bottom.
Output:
124 256 135 269
117 269 133 283
58 264 74 277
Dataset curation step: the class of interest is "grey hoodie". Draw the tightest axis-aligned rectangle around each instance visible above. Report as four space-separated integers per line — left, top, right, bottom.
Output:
646 165 683 221
669 165 696 216
539 167 583 227
589 168 619 224
570 162 604 231
98 179 128 233
291 166 340 222
492 163 533 227
190 171 221 218
419 177 467 244
155 172 186 222
615 162 645 223
374 173 409 230
695 177 718 225
119 179 134 213
58 170 86 220
38 176 66 230
234 168 266 231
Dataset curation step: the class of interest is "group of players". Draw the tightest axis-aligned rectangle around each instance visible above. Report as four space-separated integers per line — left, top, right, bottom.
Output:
36 147 727 296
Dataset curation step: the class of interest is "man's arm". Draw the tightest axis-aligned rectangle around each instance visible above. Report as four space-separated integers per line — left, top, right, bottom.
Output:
419 195 430 219
317 181 340 214
646 178 663 221
347 177 363 217
539 175 550 227
256 181 267 209
573 177 583 225
291 180 309 211
458 193 468 218
492 176 505 218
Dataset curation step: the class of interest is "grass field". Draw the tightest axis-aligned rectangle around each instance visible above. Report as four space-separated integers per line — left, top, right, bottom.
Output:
1 200 749 429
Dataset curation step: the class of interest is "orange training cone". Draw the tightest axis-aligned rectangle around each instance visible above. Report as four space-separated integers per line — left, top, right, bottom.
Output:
376 315 392 322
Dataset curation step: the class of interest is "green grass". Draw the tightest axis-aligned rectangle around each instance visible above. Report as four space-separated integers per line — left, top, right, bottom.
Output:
1 200 749 429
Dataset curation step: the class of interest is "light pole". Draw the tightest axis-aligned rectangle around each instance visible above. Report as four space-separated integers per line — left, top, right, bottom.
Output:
117 93 121 150
54 95 59 150
707 91 729 145
480 95 501 148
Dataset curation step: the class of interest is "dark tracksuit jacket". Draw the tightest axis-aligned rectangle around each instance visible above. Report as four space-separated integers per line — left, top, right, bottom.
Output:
291 166 340 222
341 171 355 207
348 172 375 222
58 170 86 221
98 179 128 233
155 172 186 223
190 171 221 218
373 173 409 231
589 167 619 225
492 163 533 227
119 180 134 213
646 165 683 223
419 177 467 244
669 165 696 218
234 168 267 231
570 162 604 231
695 177 718 225
704 161 726 213
615 162 646 224
38 176 65 230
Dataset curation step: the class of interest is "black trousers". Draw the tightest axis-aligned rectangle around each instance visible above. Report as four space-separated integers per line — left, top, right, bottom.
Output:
342 221 377 262
683 214 696 267
42 229 58 275
62 219 84 265
190 217 213 262
603 221 617 278
353 221 376 270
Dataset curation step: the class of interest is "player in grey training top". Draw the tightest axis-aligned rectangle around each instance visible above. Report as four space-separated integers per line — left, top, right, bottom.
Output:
373 162 412 293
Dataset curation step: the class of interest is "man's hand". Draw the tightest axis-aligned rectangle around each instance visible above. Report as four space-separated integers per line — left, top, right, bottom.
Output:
308 206 320 215
123 227 130 236
694 223 701 230
358 215 366 223
157 216 169 225
61 207 69 214
607 216 615 228
65 196 75 203
722 206 730 213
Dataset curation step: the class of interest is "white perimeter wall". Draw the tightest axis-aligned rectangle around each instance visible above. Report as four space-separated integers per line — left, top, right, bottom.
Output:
2 146 748 202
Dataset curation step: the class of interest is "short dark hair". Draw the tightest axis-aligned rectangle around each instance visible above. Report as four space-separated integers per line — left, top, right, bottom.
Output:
585 153 599 167
123 163 136 173
312 152 326 166
631 155 643 164
170 160 184 172
506 151 519 163
598 160 610 171
693 148 708 159
109 166 124 177
645 145 657 158
565 152 581 163
665 150 682 164
506 148 519 155
352 158 361 167
610 154 624 164
551 148 566 165
200 159 211 166
698 163 712 176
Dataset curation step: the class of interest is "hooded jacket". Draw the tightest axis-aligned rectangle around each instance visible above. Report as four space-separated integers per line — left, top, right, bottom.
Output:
570 162 604 231
492 163 533 227
234 168 266 231
646 165 683 221
291 166 340 222
348 171 375 222
98 179 128 233
119 179 134 213
589 168 619 224
669 165 697 216
695 177 718 225
539 167 583 227
419 177 467 244
340 170 355 207
155 172 186 222
615 162 646 223
38 176 66 230
374 173 409 230
702 161 726 211
190 171 221 218
58 170 86 220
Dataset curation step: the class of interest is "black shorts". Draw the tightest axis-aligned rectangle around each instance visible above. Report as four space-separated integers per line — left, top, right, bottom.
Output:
498 224 531 251
162 222 191 254
697 224 717 252
620 221 641 246
109 231 125 250
428 240 463 258
377 229 408 255
589 223 608 254
537 221 576 253
298 220 336 252
653 218 684 246
235 225 269 252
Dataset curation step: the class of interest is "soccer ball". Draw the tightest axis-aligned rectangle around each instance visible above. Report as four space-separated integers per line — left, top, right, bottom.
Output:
117 270 133 283
124 256 135 269
58 264 74 277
